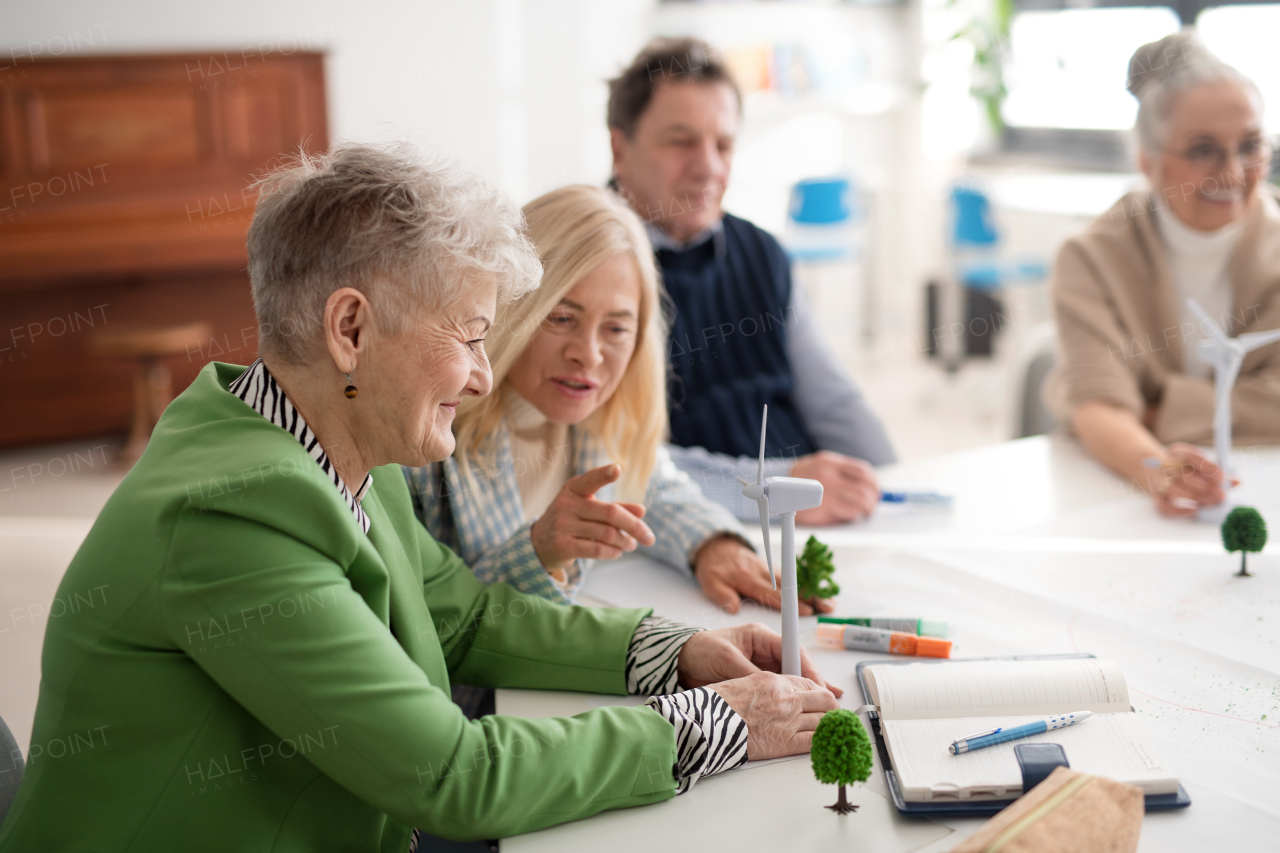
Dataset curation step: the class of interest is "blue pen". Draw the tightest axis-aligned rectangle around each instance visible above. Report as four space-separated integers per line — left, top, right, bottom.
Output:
881 490 953 505
948 711 1092 755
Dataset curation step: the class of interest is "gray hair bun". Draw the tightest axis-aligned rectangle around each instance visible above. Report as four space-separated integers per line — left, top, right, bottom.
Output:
1127 31 1204 98
1126 30 1258 157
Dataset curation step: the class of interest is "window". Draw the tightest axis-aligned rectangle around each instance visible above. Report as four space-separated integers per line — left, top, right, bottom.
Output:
1002 7 1180 131
994 2 1279 165
1198 5 1280 134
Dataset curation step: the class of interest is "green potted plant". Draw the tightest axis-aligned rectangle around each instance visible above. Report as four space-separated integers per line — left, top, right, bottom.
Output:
811 708 873 814
948 0 1013 135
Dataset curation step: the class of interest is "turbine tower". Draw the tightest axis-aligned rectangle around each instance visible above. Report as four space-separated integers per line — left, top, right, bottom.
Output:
1187 297 1280 518
740 405 824 675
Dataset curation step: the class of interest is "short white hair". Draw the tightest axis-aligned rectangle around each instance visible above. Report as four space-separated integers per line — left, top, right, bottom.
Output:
247 142 542 362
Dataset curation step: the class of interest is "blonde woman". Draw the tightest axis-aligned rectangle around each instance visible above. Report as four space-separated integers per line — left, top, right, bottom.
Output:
405 185 834 614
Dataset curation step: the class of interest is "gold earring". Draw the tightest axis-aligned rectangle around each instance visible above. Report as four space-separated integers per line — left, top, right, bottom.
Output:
343 373 358 399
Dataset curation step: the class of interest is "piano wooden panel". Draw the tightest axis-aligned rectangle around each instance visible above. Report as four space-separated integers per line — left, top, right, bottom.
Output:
0 51 327 448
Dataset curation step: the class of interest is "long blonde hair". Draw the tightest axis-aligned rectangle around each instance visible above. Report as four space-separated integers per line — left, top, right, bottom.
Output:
452 185 668 502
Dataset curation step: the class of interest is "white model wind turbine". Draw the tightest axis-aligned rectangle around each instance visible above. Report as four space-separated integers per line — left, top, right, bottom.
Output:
1187 297 1280 519
740 405 824 676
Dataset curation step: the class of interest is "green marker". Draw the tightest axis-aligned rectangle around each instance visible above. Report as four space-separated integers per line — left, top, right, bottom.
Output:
816 617 949 639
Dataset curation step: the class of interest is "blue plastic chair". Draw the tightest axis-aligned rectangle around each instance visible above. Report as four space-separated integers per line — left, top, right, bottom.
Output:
787 178 860 262
950 184 1047 290
791 178 855 225
952 185 999 247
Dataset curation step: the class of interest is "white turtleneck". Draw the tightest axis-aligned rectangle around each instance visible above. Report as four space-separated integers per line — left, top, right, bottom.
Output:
1155 205 1245 380
504 389 575 523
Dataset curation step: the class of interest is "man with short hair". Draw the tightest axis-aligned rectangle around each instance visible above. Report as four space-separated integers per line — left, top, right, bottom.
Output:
608 37 896 526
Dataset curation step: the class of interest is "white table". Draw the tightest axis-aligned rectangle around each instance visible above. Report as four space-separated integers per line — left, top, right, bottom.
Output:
498 435 1280 852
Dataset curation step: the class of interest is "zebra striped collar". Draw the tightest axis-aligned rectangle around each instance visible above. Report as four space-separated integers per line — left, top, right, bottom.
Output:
228 358 373 534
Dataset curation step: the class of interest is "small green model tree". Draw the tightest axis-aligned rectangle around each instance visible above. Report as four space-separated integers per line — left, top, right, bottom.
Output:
811 708 873 814
1222 506 1267 577
797 535 840 601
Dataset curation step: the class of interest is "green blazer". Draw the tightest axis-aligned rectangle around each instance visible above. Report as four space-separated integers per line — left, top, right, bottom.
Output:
0 362 678 852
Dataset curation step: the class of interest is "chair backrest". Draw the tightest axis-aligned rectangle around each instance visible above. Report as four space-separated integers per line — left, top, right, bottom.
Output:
0 714 25 827
1020 350 1059 438
1010 321 1060 439
789 178 856 226
951 185 999 248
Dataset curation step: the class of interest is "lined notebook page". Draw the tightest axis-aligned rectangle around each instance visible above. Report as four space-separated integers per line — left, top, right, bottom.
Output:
866 659 1130 721
883 713 1178 801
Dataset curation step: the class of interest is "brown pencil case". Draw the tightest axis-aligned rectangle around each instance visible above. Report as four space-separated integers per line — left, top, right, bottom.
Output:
950 766 1144 853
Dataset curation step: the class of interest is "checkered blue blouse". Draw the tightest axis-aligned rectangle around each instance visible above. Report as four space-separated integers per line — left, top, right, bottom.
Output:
403 421 749 605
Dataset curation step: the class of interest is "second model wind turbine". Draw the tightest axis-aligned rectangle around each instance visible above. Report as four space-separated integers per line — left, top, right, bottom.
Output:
1187 297 1280 519
740 405 824 676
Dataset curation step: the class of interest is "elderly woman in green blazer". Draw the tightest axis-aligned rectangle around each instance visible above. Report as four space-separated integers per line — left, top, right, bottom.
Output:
0 145 840 852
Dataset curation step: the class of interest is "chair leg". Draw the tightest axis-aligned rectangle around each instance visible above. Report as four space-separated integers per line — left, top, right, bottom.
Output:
147 360 175 423
114 357 173 470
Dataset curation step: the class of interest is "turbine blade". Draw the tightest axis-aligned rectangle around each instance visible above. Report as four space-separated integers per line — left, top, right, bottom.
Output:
735 476 750 487
1187 297 1230 346
1236 328 1280 352
758 498 774 589
757 405 768 485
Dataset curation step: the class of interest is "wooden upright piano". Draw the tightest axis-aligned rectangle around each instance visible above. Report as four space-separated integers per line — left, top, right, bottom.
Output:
0 50 327 447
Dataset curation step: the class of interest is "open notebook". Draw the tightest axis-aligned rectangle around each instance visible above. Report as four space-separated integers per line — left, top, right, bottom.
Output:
862 658 1179 802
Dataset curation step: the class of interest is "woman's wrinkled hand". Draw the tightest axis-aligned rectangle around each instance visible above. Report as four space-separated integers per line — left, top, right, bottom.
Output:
1145 443 1236 517
708 672 841 760
530 463 655 573
676 622 843 697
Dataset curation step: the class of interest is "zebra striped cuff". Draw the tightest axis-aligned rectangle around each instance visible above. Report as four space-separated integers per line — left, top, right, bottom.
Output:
625 616 702 696
645 688 749 793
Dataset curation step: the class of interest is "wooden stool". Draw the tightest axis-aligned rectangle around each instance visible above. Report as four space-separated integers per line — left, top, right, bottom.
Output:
89 322 212 470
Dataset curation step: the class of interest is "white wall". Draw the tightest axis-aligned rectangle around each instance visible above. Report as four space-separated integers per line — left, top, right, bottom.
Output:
2 0 656 204
5 0 948 347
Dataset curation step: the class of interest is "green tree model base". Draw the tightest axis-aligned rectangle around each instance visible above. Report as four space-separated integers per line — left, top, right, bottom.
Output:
826 785 859 814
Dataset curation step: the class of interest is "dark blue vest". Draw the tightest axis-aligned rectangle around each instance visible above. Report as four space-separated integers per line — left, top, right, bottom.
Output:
660 214 816 460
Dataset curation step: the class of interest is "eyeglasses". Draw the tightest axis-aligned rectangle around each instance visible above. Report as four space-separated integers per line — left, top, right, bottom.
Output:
1168 136 1273 175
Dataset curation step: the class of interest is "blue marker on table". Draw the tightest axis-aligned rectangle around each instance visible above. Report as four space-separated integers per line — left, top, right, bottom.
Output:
881 491 953 506
948 711 1092 755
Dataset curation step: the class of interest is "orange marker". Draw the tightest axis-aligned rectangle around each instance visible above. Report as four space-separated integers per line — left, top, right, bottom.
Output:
816 622 951 658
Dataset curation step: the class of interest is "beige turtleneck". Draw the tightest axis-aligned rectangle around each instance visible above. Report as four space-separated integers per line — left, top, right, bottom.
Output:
505 389 575 523
1155 205 1245 380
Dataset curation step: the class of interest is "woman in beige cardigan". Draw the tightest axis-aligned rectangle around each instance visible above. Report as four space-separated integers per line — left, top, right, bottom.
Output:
1048 32 1280 516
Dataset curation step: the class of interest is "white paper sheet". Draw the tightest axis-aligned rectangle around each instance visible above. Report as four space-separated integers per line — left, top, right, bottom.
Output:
865 658 1131 720
883 712 1179 801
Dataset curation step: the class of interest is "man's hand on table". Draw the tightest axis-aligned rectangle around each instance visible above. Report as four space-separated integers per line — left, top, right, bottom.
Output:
675 623 843 760
692 535 835 616
789 451 879 526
